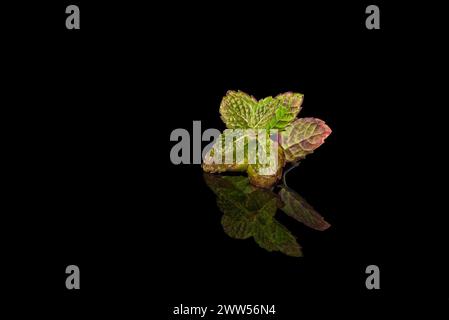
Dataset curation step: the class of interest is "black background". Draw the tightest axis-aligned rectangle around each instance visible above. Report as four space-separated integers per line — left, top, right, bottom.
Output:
4 1 448 317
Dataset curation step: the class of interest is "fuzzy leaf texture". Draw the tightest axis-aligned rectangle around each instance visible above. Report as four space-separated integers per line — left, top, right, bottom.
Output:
280 118 332 163
202 130 251 173
268 92 304 129
220 91 303 129
219 91 258 128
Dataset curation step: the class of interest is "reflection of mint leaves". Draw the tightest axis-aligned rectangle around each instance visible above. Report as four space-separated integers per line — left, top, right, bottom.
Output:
253 221 302 257
279 186 330 231
205 90 331 189
204 174 303 257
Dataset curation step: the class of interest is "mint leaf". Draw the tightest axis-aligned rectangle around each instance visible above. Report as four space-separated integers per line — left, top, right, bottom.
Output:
267 92 304 129
280 118 332 162
220 91 258 128
203 129 283 186
219 91 304 129
275 92 304 117
219 91 279 129
208 91 331 189
252 97 281 129
202 131 251 173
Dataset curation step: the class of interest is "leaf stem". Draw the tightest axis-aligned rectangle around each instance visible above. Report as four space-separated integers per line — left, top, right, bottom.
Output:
282 161 300 188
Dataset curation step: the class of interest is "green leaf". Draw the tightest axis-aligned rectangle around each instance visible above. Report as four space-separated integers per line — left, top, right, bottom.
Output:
219 91 304 129
247 135 285 189
280 118 332 162
202 130 251 173
276 92 304 116
267 93 304 129
220 91 258 128
253 97 282 129
279 186 331 231
203 129 283 187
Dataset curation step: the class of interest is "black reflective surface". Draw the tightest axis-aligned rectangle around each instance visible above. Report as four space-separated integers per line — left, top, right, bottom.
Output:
5 2 448 317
